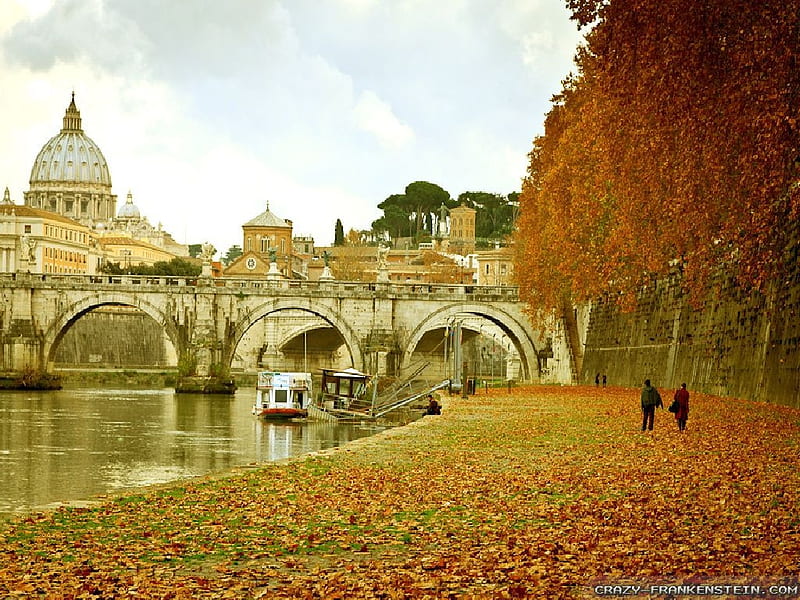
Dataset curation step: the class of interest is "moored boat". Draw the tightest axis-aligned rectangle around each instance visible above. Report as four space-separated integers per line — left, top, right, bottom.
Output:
306 367 373 421
306 366 450 422
252 371 311 420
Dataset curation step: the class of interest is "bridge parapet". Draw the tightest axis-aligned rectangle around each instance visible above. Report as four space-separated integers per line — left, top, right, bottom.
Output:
0 273 519 301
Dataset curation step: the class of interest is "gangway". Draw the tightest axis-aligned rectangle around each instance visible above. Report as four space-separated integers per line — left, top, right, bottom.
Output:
370 379 450 418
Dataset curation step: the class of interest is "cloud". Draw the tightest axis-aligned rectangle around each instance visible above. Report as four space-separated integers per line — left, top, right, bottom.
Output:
0 0 585 253
353 91 414 149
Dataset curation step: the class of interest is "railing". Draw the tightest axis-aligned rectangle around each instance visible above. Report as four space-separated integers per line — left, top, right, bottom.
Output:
0 272 520 300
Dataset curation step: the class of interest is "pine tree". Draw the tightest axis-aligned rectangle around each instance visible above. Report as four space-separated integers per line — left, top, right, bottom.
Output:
334 219 345 246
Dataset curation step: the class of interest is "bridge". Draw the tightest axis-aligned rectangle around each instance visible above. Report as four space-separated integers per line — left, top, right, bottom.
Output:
0 273 573 388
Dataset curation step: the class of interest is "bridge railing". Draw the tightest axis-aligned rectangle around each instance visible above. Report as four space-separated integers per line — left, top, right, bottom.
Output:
0 273 519 299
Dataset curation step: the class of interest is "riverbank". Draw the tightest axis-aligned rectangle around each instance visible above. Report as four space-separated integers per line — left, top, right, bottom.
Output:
54 368 260 390
1 386 799 598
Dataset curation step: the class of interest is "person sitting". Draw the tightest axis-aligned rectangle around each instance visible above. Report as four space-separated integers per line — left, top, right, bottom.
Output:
425 395 441 415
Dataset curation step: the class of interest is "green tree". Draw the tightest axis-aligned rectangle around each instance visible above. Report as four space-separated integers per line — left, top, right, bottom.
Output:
99 258 201 277
187 244 202 258
458 192 517 239
405 181 451 237
334 219 345 246
222 245 243 266
372 203 409 240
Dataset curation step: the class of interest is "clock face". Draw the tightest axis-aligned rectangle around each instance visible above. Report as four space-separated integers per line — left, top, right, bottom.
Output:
246 257 257 270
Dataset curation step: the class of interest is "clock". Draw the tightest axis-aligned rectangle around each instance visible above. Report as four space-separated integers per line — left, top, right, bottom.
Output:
245 257 257 270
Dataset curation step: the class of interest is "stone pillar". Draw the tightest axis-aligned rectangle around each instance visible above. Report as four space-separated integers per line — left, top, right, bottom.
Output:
319 265 334 281
266 260 282 280
175 290 236 394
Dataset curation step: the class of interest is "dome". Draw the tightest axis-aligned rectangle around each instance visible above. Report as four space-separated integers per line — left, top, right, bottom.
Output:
28 93 112 188
117 191 141 219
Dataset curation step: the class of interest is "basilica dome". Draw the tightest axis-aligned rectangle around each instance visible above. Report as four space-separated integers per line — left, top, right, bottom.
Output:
24 93 117 226
117 191 141 219
28 93 112 188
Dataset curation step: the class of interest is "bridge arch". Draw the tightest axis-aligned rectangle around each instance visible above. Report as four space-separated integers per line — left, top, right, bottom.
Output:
41 293 181 369
226 298 364 371
401 302 541 381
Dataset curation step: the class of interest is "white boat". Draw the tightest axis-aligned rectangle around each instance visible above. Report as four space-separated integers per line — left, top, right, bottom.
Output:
252 371 311 420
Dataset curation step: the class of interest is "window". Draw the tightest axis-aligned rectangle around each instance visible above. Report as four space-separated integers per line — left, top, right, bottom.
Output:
24 225 31 233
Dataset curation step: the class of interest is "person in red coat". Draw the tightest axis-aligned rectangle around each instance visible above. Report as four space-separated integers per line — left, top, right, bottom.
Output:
673 383 690 431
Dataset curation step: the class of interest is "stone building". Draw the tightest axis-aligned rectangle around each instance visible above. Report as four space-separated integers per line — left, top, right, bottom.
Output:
98 235 177 269
0 188 102 274
475 246 514 286
104 191 188 258
447 204 477 256
225 202 295 277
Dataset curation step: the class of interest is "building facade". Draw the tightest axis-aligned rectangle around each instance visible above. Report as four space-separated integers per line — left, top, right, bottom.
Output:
447 204 476 255
0 190 102 274
225 202 294 277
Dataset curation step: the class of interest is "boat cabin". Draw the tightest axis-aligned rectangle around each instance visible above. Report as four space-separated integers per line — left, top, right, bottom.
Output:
252 371 312 419
319 367 371 412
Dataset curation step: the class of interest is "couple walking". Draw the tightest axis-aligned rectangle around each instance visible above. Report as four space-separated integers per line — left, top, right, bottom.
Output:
640 379 689 431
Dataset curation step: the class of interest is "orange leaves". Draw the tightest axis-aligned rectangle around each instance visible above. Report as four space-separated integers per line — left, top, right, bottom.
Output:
516 0 800 315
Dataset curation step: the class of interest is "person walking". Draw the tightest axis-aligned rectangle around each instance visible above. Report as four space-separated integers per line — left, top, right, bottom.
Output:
640 379 662 431
673 383 690 431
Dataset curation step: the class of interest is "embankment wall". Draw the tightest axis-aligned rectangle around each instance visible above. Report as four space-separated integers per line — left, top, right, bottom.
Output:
581 275 800 408
54 307 175 368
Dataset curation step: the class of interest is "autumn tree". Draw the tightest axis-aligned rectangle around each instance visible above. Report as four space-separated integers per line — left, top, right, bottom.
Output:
515 0 800 317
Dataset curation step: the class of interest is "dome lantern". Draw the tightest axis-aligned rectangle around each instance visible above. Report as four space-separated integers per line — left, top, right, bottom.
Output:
61 91 82 132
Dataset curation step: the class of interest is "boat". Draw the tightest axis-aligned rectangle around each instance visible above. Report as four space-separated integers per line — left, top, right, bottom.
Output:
306 367 373 422
252 371 311 420
306 366 450 422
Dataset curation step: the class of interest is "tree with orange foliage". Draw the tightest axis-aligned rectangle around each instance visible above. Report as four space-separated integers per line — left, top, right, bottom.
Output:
515 0 800 317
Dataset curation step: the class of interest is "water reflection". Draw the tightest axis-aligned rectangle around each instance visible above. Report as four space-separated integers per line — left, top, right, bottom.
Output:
0 388 383 516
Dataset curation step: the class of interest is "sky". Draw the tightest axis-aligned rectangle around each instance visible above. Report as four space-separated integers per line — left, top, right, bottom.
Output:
0 0 584 255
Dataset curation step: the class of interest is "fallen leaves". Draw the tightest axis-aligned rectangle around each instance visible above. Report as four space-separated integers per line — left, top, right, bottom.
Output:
0 386 799 598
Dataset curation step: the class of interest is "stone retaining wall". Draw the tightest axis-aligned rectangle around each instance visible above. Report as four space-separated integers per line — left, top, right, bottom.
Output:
581 274 800 408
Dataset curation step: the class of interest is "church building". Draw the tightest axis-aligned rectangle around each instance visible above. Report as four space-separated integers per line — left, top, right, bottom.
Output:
0 93 186 274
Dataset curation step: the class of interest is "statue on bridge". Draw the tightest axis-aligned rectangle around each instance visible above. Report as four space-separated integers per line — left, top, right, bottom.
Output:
200 241 216 262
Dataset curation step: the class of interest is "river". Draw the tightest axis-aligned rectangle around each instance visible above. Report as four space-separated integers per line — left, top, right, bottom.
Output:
0 387 388 517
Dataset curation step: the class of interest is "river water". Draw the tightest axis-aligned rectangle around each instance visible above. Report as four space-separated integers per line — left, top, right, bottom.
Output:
0 387 386 517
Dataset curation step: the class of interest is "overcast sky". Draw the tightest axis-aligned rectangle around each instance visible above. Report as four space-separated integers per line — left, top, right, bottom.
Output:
0 0 584 254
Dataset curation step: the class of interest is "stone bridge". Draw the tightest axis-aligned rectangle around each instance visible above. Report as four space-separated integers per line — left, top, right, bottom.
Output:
0 273 573 386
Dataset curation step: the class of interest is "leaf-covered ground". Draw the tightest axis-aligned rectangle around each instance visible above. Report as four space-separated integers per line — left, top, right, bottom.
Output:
1 386 799 599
